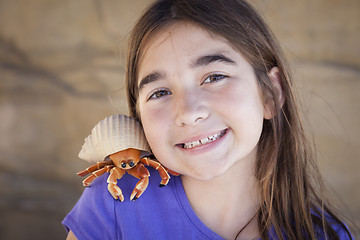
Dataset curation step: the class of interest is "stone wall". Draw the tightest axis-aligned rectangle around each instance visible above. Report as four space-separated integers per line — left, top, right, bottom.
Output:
0 0 359 239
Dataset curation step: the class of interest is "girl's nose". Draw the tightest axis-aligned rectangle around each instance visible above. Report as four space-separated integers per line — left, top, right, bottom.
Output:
175 91 209 127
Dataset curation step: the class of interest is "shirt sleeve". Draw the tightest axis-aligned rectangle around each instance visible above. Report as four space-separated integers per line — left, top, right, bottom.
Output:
62 174 117 240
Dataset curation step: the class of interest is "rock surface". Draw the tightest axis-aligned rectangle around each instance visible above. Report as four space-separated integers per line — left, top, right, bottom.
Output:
0 0 359 239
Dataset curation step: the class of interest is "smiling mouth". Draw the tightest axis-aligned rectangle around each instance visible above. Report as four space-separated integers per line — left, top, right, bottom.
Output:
177 129 228 149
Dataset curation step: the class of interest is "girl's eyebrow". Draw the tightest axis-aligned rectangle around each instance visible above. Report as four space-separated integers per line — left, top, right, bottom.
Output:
138 71 165 92
191 54 236 68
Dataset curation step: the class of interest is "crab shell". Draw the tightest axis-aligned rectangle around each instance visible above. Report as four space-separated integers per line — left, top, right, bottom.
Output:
78 115 150 163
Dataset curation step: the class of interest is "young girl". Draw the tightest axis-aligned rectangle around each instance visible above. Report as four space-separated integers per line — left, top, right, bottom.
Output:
63 0 354 239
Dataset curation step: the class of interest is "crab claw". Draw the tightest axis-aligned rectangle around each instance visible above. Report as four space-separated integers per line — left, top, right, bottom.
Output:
130 177 149 201
107 182 124 201
107 167 125 201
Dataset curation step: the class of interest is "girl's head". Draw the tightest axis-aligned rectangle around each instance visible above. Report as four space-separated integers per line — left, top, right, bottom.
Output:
126 0 298 180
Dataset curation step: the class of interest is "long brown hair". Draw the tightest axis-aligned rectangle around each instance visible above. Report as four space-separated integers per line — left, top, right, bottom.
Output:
125 0 353 239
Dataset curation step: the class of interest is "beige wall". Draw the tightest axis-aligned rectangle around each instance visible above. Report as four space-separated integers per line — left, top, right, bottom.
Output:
0 0 359 239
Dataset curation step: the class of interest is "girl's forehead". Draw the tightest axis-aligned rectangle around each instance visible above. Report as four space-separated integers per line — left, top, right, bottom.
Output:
138 23 195 62
144 22 229 52
137 21 237 75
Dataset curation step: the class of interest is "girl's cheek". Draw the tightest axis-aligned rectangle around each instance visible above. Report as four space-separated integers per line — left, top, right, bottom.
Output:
140 106 169 136
141 97 172 119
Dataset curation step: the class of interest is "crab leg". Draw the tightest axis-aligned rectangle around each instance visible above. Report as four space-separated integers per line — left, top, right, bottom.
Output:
128 164 150 201
82 165 114 186
164 167 181 176
107 167 126 201
77 159 114 176
140 158 171 186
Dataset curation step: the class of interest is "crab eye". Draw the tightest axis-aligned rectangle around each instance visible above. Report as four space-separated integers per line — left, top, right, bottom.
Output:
121 162 127 168
129 161 135 167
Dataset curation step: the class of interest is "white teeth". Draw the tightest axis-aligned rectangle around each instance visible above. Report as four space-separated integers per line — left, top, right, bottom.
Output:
183 130 226 149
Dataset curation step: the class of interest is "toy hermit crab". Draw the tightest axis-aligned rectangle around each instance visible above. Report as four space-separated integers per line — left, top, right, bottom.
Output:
77 114 178 201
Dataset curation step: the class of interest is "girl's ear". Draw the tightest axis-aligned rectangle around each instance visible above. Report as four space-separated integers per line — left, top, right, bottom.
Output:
264 67 285 119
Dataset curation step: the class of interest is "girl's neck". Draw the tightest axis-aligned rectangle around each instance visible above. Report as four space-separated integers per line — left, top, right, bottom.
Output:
181 157 260 240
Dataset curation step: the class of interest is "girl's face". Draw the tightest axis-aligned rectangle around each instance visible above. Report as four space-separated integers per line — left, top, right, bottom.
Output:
137 22 267 180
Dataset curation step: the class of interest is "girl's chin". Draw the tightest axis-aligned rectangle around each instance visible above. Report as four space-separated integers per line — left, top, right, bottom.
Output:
181 165 231 181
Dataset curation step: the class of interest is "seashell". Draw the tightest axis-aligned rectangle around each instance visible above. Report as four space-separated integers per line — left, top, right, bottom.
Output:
78 114 150 162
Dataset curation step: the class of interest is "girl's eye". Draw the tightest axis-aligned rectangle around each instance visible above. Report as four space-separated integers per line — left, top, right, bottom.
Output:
148 89 172 100
202 74 227 84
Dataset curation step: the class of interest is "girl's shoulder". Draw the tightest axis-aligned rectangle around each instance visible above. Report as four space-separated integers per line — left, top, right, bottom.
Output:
62 168 178 237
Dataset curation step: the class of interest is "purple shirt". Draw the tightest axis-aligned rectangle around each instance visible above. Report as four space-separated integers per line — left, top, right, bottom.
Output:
62 168 352 240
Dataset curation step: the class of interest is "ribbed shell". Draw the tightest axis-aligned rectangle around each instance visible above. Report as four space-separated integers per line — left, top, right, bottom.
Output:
78 115 150 162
